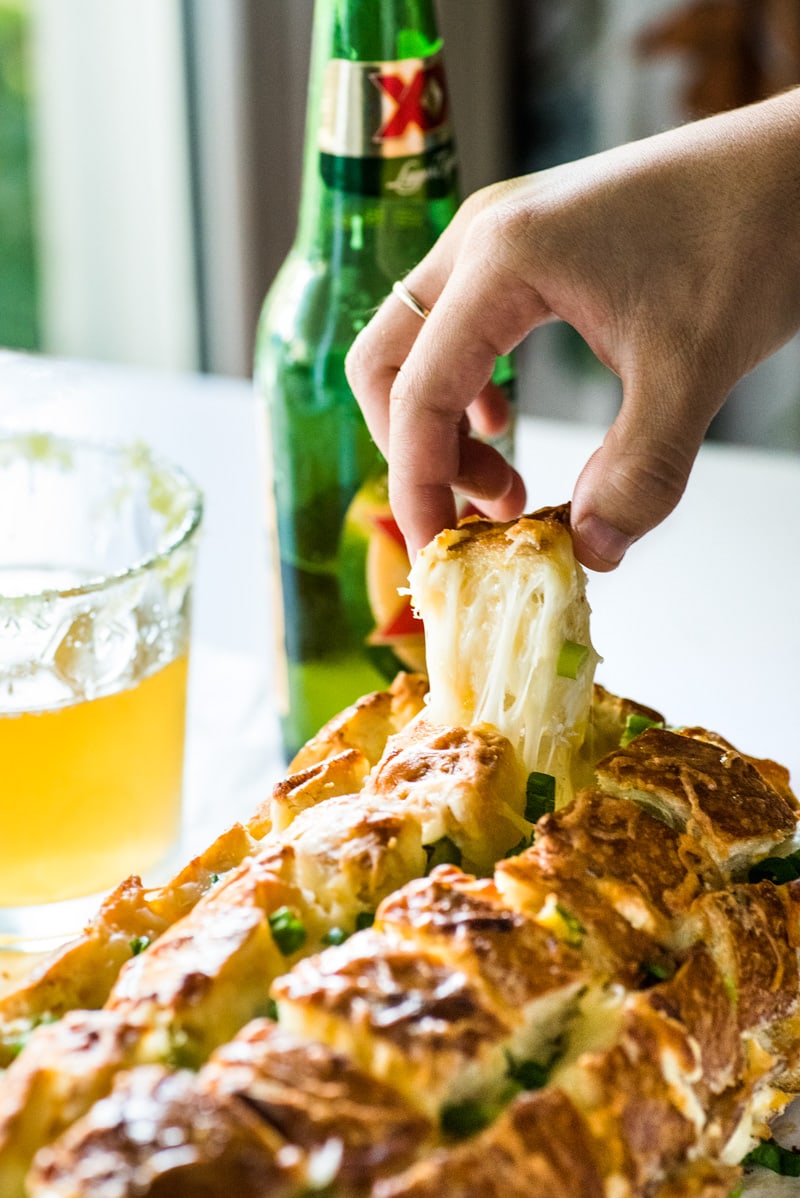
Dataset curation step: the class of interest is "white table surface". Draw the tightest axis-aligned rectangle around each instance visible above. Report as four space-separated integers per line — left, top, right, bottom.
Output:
1 347 798 853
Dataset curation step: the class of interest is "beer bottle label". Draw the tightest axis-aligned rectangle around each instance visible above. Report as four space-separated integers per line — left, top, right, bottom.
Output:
318 53 457 198
339 475 427 674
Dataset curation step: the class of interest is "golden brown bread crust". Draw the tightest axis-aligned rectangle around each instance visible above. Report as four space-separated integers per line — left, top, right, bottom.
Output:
555 1003 702 1194
371 1087 605 1198
360 720 528 873
0 877 167 1066
681 881 800 1034
644 946 743 1100
681 726 798 810
25 1065 302 1198
147 823 260 923
533 788 717 934
273 929 514 1116
495 840 678 987
374 865 588 1014
279 792 427 926
650 1159 742 1198
427 505 572 565
202 1019 432 1188
289 671 428 772
107 846 310 1066
266 748 372 834
0 824 261 1064
595 727 798 870
0 1011 142 1198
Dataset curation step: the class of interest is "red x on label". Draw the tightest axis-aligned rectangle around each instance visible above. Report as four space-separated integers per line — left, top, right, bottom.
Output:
371 61 448 141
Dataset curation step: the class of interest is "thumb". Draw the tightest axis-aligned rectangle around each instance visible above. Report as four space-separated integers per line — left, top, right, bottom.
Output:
569 377 717 571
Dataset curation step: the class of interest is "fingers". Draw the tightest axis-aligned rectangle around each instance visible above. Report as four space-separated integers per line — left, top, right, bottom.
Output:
382 246 548 550
466 380 515 441
347 186 540 555
388 427 526 559
456 436 527 518
570 367 724 571
348 272 444 456
347 196 480 453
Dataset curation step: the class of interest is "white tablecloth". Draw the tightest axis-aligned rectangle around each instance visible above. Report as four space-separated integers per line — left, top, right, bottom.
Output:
2 348 798 852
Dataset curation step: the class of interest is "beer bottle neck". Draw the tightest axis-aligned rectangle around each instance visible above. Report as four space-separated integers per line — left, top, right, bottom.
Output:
294 0 458 257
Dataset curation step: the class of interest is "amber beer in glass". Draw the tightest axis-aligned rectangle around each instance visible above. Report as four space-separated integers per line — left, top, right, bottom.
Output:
0 435 202 950
255 0 513 759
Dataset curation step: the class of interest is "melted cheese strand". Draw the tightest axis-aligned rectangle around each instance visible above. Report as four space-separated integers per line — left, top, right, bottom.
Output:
409 511 599 803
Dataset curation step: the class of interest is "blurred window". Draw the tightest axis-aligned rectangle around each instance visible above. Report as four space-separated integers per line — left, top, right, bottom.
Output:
0 0 39 351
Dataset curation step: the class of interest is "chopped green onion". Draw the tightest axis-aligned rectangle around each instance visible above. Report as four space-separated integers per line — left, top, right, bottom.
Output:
129 936 151 957
166 1029 197 1070
208 872 220 885
440 1100 494 1139
723 975 738 1004
268 907 307 956
424 836 462 872
556 640 589 679
2 1013 59 1063
506 1055 550 1091
642 959 675 983
749 852 800 885
525 772 556 822
322 926 348 946
262 997 279 1022
505 1038 564 1095
555 903 585 947
620 713 664 748
503 835 532 859
744 1139 800 1176
355 911 375 931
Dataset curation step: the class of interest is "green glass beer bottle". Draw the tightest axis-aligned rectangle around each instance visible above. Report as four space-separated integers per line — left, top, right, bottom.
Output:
255 0 513 761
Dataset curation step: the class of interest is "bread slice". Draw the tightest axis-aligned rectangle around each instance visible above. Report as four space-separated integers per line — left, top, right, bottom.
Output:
360 720 529 872
272 928 515 1119
370 1088 606 1198
25 1065 302 1198
408 506 598 805
202 1019 432 1189
595 727 797 874
374 865 588 1067
0 1011 141 1198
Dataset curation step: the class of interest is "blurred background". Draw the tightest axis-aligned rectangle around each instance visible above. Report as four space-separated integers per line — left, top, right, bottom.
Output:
1 0 799 448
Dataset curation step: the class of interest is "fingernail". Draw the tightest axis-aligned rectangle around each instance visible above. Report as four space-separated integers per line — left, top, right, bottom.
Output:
574 514 633 567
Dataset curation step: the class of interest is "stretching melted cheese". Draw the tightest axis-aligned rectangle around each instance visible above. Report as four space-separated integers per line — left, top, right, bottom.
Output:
408 506 598 803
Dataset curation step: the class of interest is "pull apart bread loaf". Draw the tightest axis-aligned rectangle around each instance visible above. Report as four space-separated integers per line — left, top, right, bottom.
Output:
1 504 798 1198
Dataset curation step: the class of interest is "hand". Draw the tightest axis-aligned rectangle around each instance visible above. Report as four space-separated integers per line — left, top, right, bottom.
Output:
346 89 800 569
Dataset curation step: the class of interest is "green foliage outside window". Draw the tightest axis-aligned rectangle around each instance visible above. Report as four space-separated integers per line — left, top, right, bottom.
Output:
0 1 39 350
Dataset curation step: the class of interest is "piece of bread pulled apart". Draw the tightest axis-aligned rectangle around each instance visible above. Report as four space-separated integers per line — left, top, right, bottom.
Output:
408 505 599 806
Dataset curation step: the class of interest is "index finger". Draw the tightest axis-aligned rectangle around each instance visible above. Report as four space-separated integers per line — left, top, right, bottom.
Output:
387 250 542 553
347 276 444 456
